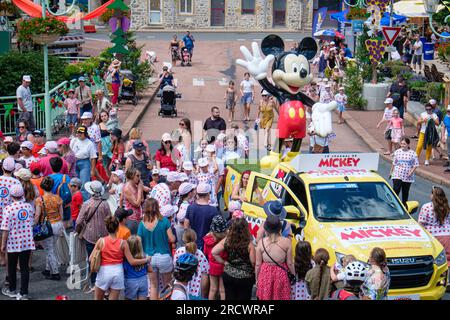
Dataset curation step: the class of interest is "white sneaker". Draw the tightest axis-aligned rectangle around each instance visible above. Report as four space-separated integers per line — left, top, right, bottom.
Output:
16 293 29 300
425 160 430 166
2 287 17 298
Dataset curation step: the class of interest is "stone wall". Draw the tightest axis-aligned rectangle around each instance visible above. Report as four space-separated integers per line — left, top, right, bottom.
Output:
130 0 313 31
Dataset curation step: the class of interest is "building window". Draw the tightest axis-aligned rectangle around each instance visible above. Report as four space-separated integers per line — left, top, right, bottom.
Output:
241 0 255 14
180 0 193 14
318 0 341 12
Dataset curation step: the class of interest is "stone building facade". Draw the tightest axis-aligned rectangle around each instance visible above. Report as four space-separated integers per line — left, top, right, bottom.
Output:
130 0 314 31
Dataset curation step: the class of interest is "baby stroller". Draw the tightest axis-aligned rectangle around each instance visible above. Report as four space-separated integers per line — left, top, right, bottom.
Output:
118 70 138 106
158 85 181 117
180 47 192 67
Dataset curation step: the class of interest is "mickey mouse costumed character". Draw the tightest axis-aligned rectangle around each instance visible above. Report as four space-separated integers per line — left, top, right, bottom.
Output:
237 35 337 169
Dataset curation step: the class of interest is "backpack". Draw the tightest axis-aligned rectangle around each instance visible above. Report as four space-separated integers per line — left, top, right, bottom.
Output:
330 289 359 300
57 174 72 206
159 282 188 300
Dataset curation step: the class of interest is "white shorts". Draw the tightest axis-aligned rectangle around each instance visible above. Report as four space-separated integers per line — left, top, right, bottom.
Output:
150 253 173 274
95 264 125 291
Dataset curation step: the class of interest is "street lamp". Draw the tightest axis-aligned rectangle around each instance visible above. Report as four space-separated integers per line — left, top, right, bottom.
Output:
423 0 450 38
40 0 76 139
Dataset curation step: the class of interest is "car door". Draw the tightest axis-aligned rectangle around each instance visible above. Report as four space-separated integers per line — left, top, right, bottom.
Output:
242 171 308 239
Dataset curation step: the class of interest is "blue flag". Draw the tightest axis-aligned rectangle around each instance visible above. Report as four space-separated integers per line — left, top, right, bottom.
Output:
312 7 328 38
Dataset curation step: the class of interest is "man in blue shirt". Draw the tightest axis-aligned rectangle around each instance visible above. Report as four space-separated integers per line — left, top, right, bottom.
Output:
340 43 353 58
182 31 195 57
442 105 450 173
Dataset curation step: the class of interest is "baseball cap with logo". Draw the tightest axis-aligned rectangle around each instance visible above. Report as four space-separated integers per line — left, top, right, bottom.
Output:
384 98 393 104
132 140 146 151
2 157 15 172
152 169 160 175
111 170 125 182
69 177 82 188
196 183 211 195
23 75 31 82
78 76 86 82
33 129 45 137
20 141 34 151
198 157 209 167
10 184 24 198
57 137 70 146
182 161 194 171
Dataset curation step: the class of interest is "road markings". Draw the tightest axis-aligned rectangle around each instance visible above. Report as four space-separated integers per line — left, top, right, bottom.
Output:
193 78 204 86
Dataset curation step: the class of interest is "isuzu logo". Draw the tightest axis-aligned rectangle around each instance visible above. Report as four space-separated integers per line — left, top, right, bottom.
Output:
389 257 416 264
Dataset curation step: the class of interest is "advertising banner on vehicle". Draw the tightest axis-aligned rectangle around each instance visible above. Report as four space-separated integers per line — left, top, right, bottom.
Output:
291 153 379 172
332 225 430 247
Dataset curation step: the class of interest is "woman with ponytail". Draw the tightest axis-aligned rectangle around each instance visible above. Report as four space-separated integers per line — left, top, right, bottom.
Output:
173 228 209 299
418 186 450 266
305 248 331 300
361 247 390 300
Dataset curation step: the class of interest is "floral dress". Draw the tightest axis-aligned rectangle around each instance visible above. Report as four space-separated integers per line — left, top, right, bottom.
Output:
361 265 391 300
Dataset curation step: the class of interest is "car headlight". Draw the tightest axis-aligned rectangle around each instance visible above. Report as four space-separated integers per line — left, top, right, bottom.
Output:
335 251 370 269
434 250 447 267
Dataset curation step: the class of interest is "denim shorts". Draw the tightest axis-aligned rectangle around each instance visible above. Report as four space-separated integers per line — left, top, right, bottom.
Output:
66 113 78 125
150 253 173 273
124 275 148 300
241 92 253 105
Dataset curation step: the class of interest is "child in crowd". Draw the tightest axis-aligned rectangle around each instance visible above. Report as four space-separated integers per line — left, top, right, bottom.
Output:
115 208 132 240
292 241 313 300
389 109 404 151
171 253 199 300
150 169 160 189
224 80 237 123
176 183 196 248
124 235 150 300
174 229 209 299
182 161 198 186
29 162 43 197
320 84 333 104
330 254 356 290
69 178 83 229
335 87 348 124
108 170 124 206
360 247 391 300
64 89 80 135
203 215 228 300
193 139 209 165
305 248 331 300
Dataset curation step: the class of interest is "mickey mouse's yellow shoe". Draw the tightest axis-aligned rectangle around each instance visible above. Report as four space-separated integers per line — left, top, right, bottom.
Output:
260 151 282 170
282 151 300 164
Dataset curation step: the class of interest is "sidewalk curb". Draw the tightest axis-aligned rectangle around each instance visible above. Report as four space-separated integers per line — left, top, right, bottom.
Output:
342 111 450 188
121 83 159 139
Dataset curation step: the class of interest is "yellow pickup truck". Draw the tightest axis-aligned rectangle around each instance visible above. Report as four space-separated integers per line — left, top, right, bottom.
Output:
224 153 448 300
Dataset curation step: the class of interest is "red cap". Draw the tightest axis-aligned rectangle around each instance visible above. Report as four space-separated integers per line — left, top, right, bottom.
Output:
29 161 40 174
57 137 71 145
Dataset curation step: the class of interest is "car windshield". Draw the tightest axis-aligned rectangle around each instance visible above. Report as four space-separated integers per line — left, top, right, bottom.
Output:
309 182 409 222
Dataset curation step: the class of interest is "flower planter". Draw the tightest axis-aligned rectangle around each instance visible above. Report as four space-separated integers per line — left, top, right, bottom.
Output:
31 33 60 45
362 82 390 111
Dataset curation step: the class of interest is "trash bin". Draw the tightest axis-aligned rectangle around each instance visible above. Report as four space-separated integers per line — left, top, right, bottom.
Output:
423 42 435 60
0 31 11 54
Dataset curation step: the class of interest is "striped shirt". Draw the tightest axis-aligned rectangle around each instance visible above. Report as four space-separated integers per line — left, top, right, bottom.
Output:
75 196 111 244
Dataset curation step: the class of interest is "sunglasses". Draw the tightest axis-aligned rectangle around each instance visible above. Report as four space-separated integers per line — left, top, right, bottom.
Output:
179 123 185 126
18 126 25 129
164 141 172 144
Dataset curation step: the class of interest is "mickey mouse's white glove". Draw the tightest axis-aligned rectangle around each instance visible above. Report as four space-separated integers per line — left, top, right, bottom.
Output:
311 101 338 138
236 42 274 81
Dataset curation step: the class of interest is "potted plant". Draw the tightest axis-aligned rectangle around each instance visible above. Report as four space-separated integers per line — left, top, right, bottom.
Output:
17 17 69 45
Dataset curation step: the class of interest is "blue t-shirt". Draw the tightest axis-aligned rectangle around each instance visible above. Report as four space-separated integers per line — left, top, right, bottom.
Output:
123 260 147 279
344 47 353 58
137 217 171 256
185 203 220 249
182 35 194 49
49 173 71 195
444 115 450 135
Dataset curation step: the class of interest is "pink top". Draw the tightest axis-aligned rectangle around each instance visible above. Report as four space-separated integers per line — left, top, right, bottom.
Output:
38 154 69 176
124 183 142 222
390 117 403 129
64 97 80 115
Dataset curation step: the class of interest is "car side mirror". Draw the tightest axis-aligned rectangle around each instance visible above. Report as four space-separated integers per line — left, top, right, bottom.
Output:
284 205 300 218
406 201 419 214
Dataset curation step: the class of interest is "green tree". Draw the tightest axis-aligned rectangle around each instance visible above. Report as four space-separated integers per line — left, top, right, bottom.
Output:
344 62 367 110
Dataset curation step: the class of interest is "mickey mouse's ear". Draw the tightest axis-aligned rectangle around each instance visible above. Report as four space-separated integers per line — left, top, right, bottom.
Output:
261 34 285 57
297 37 318 61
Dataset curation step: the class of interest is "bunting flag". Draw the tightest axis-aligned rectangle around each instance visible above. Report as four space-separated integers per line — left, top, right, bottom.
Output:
3 103 14 119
